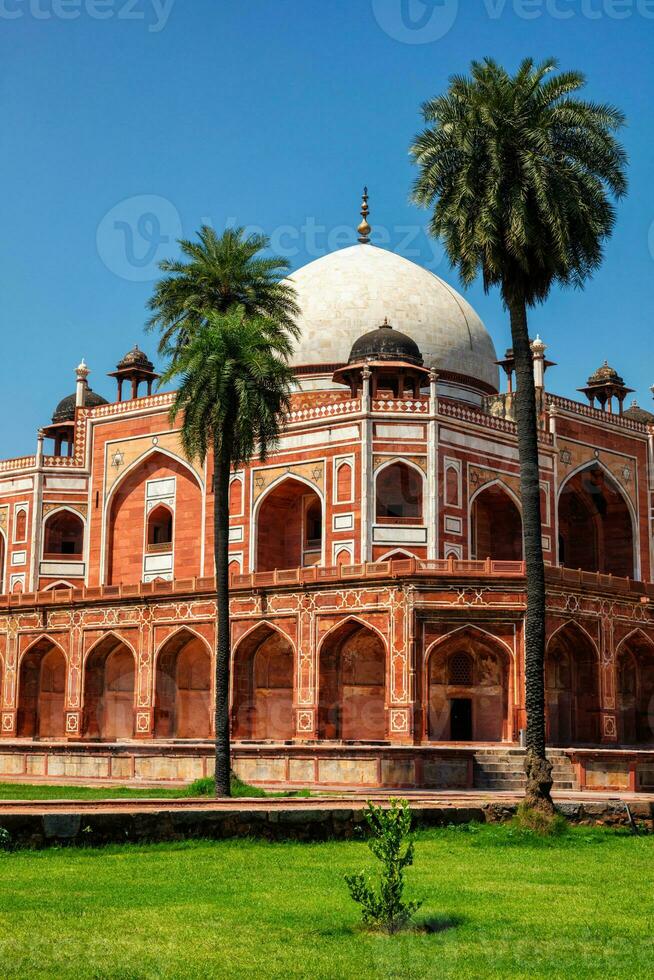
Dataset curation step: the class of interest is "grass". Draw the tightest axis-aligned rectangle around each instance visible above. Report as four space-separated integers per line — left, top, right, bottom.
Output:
0 823 653 978
0 775 310 801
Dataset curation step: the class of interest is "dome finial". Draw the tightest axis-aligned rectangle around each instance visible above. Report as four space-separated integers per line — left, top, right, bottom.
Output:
357 186 371 244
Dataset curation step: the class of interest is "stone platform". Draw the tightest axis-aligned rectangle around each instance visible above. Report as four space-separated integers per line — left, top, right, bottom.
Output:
2 740 654 793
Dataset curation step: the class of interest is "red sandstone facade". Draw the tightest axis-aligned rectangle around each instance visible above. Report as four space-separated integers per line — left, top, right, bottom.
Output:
2 246 654 791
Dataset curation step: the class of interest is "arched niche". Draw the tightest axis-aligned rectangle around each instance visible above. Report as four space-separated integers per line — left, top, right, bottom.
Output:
335 461 353 502
426 628 511 742
255 477 323 572
545 623 600 745
617 632 654 745
106 451 202 585
470 483 522 561
17 638 67 738
43 510 84 558
318 620 386 741
232 625 294 740
558 463 635 578
155 631 211 738
83 636 135 740
375 461 423 523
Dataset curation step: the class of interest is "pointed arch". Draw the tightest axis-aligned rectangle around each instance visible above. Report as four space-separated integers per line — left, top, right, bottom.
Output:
469 480 523 561
317 617 387 741
104 448 204 586
378 549 419 562
425 625 512 742
374 458 425 523
547 618 600 656
42 507 85 559
43 580 76 592
615 629 654 744
546 620 600 745
82 632 136 739
232 621 295 740
253 474 325 573
317 614 388 657
154 627 212 738
17 635 67 738
557 460 637 578
425 623 515 661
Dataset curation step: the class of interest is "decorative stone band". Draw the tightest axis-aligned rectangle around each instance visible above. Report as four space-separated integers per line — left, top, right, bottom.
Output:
2 558 653 612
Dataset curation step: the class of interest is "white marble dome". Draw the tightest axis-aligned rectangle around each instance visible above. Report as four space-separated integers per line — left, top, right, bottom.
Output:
288 244 499 392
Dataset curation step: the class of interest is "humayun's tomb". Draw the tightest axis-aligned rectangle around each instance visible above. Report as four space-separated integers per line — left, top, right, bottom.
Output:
2 232 654 793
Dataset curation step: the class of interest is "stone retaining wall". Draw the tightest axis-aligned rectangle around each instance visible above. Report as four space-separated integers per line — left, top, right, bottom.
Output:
1 799 653 849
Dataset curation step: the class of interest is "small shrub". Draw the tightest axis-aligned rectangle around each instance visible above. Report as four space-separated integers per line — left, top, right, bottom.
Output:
514 802 568 837
345 799 423 934
0 827 11 851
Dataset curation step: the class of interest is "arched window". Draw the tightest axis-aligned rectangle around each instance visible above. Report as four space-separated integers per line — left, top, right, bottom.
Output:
14 509 27 542
43 510 84 558
228 559 241 579
336 462 353 502
376 463 423 522
147 505 173 548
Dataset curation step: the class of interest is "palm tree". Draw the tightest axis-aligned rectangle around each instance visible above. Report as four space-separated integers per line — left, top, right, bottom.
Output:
410 57 627 811
147 225 299 360
161 307 296 796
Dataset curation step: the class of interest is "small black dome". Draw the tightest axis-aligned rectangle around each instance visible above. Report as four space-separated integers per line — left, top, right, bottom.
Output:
623 401 654 425
52 389 108 424
348 320 423 367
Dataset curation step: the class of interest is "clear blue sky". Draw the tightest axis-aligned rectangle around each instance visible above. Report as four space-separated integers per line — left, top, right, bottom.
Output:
2 0 653 457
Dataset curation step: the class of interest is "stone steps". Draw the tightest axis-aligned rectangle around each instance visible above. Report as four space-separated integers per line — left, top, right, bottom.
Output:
472 748 577 792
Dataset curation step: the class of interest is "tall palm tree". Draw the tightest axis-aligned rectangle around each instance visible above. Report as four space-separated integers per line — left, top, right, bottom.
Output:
147 225 299 360
410 57 627 810
161 307 296 796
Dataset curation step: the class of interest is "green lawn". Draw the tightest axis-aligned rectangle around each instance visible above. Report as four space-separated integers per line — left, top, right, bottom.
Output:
0 776 308 801
0 824 652 979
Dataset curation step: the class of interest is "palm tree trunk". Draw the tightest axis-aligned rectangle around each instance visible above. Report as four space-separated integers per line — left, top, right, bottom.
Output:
507 295 554 812
213 437 232 797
